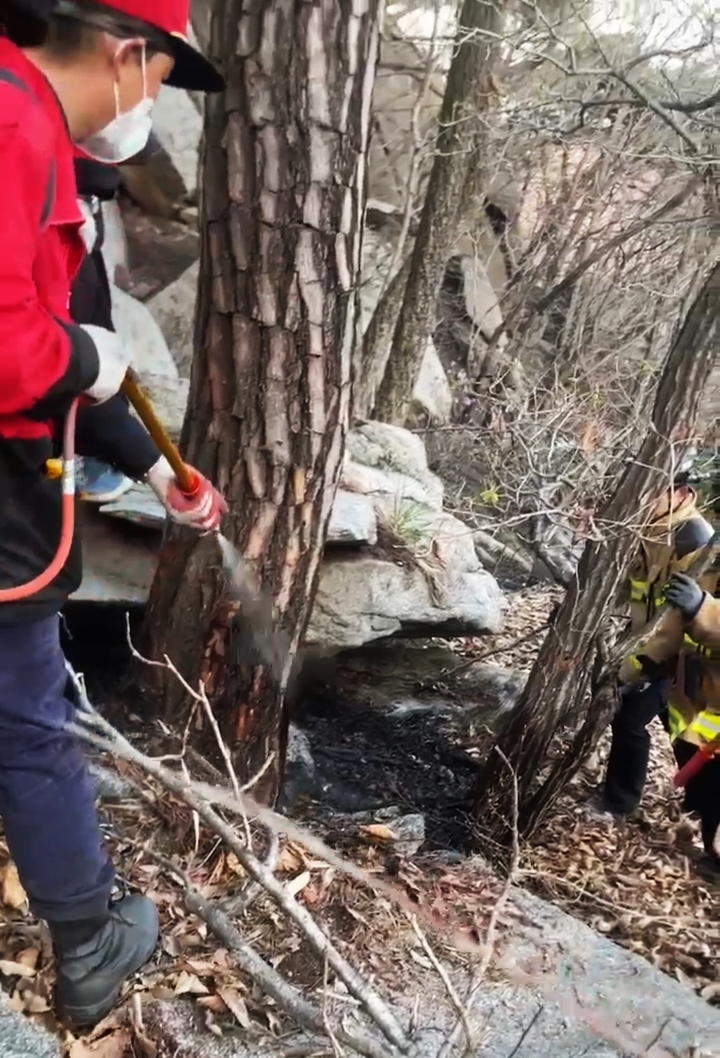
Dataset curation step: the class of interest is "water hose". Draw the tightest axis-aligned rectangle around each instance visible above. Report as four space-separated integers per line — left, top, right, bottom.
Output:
0 398 79 602
0 372 204 605
673 745 714 788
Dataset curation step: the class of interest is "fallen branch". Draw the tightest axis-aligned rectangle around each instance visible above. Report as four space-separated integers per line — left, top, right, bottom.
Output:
155 853 398 1058
66 666 413 1057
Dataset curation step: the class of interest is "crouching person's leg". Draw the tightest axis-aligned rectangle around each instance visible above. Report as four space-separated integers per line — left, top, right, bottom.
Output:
602 681 668 816
0 616 158 1025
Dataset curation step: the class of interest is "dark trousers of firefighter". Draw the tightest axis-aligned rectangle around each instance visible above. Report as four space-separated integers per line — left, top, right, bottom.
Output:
603 680 670 815
0 615 114 921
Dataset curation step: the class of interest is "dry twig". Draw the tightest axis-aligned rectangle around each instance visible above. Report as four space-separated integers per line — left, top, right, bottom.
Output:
66 665 413 1056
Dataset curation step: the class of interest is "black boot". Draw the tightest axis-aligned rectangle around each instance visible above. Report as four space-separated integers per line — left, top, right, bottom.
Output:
50 894 159 1025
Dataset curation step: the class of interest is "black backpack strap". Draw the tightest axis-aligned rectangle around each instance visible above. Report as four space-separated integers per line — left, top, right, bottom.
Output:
0 68 56 228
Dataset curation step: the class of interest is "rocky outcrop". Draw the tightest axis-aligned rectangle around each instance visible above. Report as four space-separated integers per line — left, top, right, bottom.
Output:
82 421 506 650
307 550 504 649
147 261 199 377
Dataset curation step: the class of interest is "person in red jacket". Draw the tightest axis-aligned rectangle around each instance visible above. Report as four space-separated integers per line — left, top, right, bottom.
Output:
0 0 224 1026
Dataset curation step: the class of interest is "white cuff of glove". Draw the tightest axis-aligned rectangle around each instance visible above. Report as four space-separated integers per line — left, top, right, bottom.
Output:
80 325 132 404
146 456 176 504
146 456 215 528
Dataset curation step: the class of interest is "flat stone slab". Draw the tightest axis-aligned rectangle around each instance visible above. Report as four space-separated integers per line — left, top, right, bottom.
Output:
99 483 166 530
506 889 720 1056
0 992 58 1058
114 886 720 1058
72 505 159 605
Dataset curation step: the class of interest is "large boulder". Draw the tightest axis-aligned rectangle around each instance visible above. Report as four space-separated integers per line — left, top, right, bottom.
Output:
82 420 506 652
344 421 444 509
147 261 199 376
327 490 377 545
146 85 202 200
111 287 179 380
306 548 506 649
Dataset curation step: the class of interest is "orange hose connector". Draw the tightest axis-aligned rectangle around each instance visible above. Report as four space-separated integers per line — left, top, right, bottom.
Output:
0 400 78 603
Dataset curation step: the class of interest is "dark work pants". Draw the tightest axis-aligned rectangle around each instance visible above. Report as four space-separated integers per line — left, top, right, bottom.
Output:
0 616 114 921
674 739 720 860
603 680 670 815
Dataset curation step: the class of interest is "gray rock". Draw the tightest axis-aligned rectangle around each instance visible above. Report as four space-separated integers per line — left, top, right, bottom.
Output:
0 990 59 1058
99 484 166 530
382 812 426 857
507 888 720 1057
306 554 506 650
147 261 199 376
327 490 377 546
347 422 440 495
341 460 443 511
282 724 318 808
410 339 452 424
120 882 720 1058
151 86 202 198
110 286 179 380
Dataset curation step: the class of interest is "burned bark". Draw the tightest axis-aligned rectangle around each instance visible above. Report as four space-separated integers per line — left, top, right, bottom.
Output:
141 0 381 801
372 0 503 425
473 260 720 845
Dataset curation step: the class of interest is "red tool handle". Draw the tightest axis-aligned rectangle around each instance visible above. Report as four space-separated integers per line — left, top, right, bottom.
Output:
673 747 714 788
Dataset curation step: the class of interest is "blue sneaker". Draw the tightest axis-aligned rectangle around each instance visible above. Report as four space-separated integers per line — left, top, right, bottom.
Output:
78 458 134 504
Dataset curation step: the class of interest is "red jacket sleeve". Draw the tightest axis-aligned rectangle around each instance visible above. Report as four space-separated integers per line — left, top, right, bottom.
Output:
0 120 99 418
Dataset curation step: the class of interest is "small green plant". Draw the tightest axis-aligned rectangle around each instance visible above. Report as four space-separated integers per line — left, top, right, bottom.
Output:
384 498 428 548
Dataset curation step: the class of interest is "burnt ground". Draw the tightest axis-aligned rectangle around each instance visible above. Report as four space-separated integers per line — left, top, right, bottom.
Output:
285 678 484 850
48 590 720 1003
62 602 493 852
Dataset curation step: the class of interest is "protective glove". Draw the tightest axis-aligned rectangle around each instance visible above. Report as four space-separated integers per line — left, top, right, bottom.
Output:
665 572 705 619
80 325 133 404
146 456 227 532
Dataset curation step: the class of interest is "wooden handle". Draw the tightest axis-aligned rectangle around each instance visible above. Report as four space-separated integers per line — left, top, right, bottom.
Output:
120 369 198 496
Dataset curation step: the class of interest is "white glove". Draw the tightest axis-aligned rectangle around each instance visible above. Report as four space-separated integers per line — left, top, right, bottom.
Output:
80 324 133 403
146 456 227 532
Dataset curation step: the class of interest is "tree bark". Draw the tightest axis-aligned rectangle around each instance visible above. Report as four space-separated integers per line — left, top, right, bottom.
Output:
140 0 381 802
472 260 720 845
372 0 503 425
355 253 412 420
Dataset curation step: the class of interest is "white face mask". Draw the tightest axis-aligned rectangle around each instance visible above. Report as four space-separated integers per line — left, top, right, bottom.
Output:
79 47 153 164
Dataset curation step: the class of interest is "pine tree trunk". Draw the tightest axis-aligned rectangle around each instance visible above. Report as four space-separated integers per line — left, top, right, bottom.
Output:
472 261 720 846
372 0 503 425
140 0 381 802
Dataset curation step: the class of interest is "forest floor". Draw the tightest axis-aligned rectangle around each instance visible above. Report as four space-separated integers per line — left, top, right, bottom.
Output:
0 587 718 1058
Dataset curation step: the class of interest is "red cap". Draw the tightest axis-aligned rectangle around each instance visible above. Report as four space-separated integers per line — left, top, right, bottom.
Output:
56 0 225 92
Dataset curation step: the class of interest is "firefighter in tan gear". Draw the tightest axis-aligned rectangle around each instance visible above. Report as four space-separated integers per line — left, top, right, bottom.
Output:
600 482 714 816
619 541 720 868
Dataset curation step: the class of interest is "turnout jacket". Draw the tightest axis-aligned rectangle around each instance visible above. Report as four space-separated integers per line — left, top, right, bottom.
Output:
620 487 714 645
619 486 718 747
0 40 157 622
0 39 98 623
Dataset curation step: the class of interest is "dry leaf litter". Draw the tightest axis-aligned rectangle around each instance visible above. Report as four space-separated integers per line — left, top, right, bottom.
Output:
0 585 716 1057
